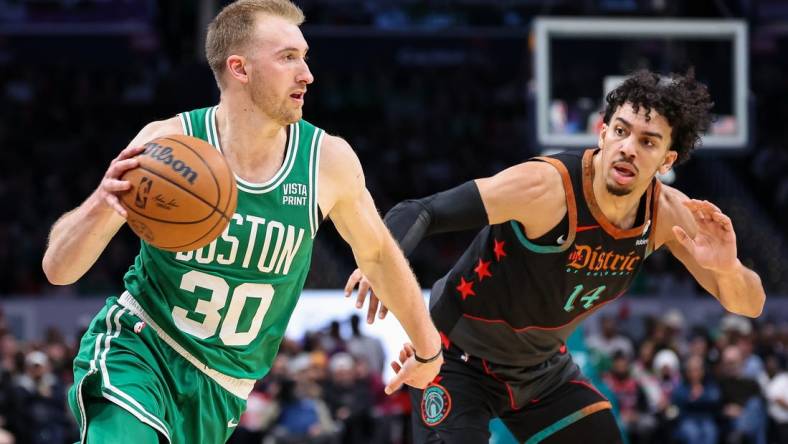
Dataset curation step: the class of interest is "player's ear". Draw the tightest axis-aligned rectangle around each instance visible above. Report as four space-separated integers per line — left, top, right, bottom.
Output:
659 150 678 174
226 55 248 84
598 123 607 149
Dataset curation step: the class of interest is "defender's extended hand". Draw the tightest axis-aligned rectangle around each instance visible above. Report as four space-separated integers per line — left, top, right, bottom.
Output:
385 342 443 395
344 268 389 324
672 200 739 273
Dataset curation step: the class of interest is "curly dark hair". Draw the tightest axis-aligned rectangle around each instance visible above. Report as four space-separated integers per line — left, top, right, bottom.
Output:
602 69 714 164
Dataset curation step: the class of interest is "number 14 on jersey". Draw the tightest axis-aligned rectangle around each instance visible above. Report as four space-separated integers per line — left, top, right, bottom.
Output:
563 284 606 312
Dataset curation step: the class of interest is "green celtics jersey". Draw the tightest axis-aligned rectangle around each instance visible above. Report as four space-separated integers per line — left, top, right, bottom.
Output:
123 106 323 395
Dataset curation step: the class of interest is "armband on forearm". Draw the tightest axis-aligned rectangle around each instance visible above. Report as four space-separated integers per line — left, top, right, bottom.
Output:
384 181 489 256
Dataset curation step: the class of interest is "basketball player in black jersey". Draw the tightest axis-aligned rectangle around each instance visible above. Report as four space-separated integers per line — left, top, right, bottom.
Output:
346 70 766 443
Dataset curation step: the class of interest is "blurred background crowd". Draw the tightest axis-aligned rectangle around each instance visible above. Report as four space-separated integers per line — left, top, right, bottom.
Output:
1 0 787 443
0 308 787 444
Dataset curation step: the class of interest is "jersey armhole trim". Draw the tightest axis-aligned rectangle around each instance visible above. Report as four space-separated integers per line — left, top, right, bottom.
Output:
183 112 194 137
646 179 662 256
178 113 190 136
308 129 325 238
509 156 577 253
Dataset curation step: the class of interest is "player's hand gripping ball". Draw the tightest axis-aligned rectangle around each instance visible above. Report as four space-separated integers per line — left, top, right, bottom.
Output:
120 135 237 252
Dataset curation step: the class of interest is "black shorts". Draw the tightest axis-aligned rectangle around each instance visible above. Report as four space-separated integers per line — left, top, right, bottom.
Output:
409 344 623 444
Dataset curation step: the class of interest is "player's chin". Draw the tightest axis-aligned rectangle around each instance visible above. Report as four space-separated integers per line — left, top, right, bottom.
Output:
278 110 302 125
605 181 635 197
288 107 303 121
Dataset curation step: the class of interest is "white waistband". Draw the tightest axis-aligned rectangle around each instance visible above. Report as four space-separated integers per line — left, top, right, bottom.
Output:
118 291 255 399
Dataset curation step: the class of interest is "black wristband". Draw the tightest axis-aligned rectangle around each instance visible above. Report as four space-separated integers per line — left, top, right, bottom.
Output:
414 348 443 364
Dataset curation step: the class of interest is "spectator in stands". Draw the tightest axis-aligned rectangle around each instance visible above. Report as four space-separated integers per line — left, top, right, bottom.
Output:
672 355 721 444
0 346 16 444
43 327 72 385
764 354 788 444
653 349 681 409
687 327 718 368
319 321 346 356
0 336 18 376
631 339 663 414
270 354 338 444
587 315 635 360
12 351 70 444
755 321 780 358
736 333 768 388
602 351 656 443
662 309 689 357
346 314 386 375
652 348 682 441
721 314 754 340
324 352 374 444
718 345 767 444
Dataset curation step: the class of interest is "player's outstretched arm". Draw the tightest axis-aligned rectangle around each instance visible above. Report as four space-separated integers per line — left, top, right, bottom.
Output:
346 160 566 321
319 135 442 393
42 117 182 285
658 186 765 318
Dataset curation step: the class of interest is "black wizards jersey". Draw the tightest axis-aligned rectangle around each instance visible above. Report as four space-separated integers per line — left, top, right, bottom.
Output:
429 148 661 367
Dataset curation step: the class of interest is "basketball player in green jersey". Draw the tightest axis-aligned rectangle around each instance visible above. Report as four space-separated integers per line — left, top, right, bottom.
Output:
41 1 443 443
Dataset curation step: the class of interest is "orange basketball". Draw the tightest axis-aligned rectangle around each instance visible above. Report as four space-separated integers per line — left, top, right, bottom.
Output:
120 135 237 252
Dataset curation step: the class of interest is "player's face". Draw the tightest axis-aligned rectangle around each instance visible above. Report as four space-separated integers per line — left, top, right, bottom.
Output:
597 103 678 196
246 15 313 125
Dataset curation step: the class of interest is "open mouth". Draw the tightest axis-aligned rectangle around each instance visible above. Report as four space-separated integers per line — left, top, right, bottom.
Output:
613 160 637 176
290 92 305 100
611 161 637 185
613 165 635 177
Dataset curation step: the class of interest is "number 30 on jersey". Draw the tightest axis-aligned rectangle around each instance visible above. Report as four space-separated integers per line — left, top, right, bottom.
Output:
172 270 274 346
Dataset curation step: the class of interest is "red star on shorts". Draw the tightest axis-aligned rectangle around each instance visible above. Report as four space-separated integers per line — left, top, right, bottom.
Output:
474 258 492 281
493 239 507 262
456 277 476 301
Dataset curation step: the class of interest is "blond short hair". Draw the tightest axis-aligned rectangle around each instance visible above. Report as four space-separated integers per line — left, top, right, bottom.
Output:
206 0 305 86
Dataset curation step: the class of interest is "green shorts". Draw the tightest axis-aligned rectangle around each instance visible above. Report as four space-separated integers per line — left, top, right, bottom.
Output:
68 297 247 444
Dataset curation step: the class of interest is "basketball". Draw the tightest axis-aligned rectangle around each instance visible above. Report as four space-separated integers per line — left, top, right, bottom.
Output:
119 135 238 252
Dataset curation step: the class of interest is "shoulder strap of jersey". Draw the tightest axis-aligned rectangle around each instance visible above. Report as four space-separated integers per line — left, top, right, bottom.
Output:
645 179 662 256
177 107 215 145
299 120 325 239
527 151 582 251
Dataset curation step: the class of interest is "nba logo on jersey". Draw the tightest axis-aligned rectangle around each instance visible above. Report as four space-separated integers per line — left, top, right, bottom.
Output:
133 321 146 334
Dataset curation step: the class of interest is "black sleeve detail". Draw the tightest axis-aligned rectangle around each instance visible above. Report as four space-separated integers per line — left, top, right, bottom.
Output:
383 181 489 256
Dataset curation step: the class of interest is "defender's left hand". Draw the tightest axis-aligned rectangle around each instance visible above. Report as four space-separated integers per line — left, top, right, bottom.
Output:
672 200 739 273
344 268 390 324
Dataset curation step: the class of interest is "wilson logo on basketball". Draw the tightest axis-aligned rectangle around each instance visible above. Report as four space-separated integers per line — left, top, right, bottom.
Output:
134 177 153 209
566 244 641 273
142 142 199 185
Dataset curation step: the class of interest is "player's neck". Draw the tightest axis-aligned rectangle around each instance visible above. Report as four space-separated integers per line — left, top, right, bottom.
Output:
591 155 648 230
214 101 288 183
